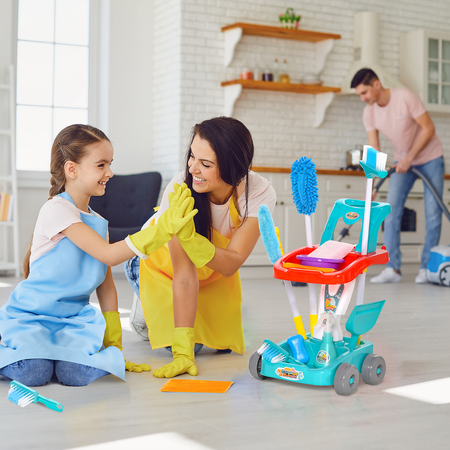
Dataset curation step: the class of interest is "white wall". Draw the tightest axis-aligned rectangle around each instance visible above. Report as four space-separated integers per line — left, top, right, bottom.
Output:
107 0 154 175
175 0 450 172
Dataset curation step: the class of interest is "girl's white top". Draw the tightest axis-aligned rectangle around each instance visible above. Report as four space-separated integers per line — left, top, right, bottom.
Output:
145 170 277 238
30 196 104 265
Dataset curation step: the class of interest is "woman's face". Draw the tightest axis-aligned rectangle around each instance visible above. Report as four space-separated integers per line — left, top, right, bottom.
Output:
188 134 232 204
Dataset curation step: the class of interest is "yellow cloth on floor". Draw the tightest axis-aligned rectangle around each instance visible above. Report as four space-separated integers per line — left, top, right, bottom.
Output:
139 200 245 354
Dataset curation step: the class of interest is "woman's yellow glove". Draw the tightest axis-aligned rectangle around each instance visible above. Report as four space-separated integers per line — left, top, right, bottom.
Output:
126 183 198 258
176 213 215 268
102 311 151 373
152 327 198 378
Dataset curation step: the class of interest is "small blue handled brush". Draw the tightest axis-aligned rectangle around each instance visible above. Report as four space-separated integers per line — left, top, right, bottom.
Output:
8 380 64 412
258 205 307 338
257 339 302 365
291 157 319 333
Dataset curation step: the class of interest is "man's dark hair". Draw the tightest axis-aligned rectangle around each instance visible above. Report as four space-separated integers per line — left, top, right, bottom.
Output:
351 68 379 88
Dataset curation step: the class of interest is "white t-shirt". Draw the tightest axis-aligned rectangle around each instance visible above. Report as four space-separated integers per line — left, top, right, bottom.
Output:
148 170 277 239
30 196 103 265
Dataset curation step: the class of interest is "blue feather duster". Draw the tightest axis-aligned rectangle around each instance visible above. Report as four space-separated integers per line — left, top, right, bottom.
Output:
290 157 319 215
258 205 282 265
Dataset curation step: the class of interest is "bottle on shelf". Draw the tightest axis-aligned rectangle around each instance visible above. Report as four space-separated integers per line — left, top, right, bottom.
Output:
273 58 279 82
279 59 290 83
254 65 262 81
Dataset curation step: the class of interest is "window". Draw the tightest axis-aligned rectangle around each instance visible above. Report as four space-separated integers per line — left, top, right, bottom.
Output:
16 0 90 171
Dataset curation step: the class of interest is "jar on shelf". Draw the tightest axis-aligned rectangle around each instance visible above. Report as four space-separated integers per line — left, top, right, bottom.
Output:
240 68 254 80
262 69 273 81
279 59 290 83
254 66 262 81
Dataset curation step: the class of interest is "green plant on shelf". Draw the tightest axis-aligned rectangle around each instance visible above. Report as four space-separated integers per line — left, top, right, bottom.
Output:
279 8 301 29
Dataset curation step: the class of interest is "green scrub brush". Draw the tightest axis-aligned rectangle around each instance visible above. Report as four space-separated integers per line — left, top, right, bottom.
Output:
291 157 319 333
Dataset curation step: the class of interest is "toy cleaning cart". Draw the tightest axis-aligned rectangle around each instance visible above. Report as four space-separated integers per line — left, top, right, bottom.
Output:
250 150 391 395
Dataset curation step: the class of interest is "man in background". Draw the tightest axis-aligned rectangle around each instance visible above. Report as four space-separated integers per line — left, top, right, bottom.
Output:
351 68 445 284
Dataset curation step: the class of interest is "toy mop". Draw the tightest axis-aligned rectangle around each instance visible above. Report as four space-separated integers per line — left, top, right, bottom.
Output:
250 150 391 395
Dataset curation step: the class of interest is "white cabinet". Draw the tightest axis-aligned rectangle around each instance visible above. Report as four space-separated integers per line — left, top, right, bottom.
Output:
400 30 450 113
0 65 20 276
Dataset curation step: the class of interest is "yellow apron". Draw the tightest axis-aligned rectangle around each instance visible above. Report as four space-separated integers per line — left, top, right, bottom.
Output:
139 200 245 354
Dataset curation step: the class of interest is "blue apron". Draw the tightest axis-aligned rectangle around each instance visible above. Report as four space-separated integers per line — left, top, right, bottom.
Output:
0 192 125 381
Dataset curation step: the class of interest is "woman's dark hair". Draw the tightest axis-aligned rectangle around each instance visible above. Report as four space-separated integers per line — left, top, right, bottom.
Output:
23 124 110 278
184 117 254 241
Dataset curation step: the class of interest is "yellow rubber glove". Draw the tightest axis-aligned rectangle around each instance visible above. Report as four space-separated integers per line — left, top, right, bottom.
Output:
102 311 151 373
126 183 198 257
152 327 198 378
176 212 216 268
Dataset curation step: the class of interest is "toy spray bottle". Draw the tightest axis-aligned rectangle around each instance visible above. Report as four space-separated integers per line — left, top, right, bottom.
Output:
314 313 337 369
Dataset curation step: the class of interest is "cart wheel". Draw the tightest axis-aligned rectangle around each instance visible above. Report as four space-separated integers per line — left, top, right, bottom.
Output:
362 354 386 385
439 264 450 287
249 350 266 380
334 363 359 396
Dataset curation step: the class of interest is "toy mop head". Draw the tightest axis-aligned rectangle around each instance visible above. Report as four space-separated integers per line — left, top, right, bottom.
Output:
360 145 388 179
291 157 319 215
258 204 282 265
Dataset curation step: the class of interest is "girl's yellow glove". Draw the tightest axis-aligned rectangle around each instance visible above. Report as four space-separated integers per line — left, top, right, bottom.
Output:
126 183 198 257
102 311 151 373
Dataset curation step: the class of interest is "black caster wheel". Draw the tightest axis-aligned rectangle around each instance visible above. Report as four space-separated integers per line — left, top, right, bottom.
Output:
249 350 266 380
334 363 359 396
362 354 386 385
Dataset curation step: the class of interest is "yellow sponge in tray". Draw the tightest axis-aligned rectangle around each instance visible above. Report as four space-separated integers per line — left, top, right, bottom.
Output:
160 379 234 394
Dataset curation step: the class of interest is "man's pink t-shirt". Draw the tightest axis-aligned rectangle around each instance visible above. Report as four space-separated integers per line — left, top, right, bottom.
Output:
363 88 443 166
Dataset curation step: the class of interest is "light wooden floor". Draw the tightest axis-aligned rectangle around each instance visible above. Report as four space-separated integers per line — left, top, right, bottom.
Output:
1 264 449 450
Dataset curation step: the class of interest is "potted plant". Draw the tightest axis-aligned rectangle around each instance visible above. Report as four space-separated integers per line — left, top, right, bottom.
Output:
279 8 301 29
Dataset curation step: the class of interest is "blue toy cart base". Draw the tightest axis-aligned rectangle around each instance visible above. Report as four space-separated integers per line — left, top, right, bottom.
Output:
249 300 386 395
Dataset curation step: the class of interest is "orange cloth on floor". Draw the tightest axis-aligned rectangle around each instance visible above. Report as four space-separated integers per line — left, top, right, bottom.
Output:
139 201 245 354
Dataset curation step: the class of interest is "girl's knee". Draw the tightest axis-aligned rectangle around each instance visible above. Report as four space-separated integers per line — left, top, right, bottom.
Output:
7 359 54 386
55 361 108 386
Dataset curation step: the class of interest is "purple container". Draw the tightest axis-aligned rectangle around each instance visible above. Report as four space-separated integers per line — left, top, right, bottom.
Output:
296 255 345 270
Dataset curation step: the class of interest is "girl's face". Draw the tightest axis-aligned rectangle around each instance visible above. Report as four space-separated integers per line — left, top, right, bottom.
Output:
71 140 114 197
188 135 232 204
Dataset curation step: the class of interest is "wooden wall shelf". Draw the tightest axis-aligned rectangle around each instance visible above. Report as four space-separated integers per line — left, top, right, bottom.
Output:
221 22 341 43
221 80 340 127
221 79 341 95
221 22 342 126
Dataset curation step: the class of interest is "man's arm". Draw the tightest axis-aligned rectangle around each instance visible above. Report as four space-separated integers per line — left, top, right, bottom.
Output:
394 112 435 173
367 129 380 151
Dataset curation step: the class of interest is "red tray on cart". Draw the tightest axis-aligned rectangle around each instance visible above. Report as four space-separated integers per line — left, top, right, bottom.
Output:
273 245 389 285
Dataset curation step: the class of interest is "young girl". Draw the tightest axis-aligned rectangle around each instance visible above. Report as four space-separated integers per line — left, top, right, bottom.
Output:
127 117 276 378
0 124 196 387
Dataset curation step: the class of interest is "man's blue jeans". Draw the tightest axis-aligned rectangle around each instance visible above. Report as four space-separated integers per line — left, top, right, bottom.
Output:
385 156 445 270
0 359 109 387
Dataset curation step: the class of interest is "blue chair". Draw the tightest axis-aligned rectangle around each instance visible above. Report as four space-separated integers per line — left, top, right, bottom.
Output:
89 172 162 242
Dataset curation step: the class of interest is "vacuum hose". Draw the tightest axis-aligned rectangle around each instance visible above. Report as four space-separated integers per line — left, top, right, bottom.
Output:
338 166 450 241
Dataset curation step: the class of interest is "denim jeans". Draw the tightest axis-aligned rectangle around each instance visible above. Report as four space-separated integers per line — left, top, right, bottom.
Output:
385 156 445 270
0 359 109 387
125 256 141 298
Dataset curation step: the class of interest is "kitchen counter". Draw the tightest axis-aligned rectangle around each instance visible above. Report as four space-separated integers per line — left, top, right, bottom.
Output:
252 166 450 179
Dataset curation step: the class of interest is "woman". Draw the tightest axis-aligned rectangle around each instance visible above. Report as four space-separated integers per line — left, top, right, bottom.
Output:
126 117 276 378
